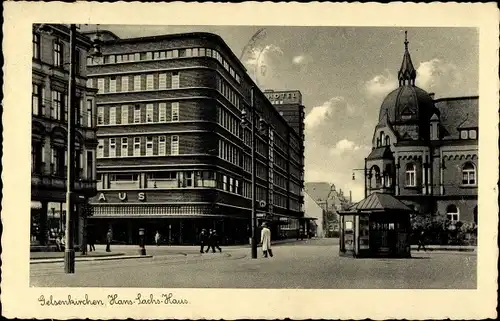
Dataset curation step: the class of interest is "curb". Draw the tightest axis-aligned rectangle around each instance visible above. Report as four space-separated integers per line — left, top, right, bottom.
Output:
30 254 153 264
30 253 125 260
410 246 476 252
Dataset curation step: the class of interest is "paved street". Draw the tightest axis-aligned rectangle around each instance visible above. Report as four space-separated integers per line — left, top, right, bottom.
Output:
30 238 476 289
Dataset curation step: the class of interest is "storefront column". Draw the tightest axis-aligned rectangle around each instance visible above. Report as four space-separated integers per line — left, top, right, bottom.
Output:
59 202 64 232
179 219 183 244
39 201 48 246
127 220 133 244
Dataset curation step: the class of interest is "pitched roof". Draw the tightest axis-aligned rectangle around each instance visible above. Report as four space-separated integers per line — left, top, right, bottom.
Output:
366 146 393 160
434 96 478 139
348 192 414 212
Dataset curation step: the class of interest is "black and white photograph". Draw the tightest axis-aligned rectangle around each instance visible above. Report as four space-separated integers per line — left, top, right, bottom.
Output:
2 2 498 320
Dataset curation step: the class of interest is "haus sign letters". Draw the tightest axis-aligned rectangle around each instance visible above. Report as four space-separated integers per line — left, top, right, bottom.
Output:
98 192 146 202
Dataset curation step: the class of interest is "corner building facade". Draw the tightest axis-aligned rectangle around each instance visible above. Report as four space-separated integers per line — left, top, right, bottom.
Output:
364 35 478 226
85 31 305 245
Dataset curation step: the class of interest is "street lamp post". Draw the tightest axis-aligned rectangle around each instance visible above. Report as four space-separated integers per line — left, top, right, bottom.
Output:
250 87 258 259
64 24 77 273
241 87 260 259
352 158 369 199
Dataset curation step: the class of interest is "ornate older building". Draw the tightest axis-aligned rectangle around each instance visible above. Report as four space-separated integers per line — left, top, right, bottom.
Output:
31 24 98 247
364 33 478 225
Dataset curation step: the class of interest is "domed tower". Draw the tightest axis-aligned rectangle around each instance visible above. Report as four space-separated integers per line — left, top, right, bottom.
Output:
366 32 439 196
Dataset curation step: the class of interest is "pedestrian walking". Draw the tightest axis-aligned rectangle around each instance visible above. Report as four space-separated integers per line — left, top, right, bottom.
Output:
205 229 222 253
155 231 161 246
106 229 112 252
212 229 222 253
199 229 208 253
417 230 427 252
87 228 96 252
260 222 273 258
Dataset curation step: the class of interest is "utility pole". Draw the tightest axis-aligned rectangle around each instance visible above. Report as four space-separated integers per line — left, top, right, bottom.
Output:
64 24 77 273
250 87 258 259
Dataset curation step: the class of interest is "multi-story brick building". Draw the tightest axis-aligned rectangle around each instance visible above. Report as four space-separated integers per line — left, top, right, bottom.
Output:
84 31 305 245
31 24 98 248
363 34 478 225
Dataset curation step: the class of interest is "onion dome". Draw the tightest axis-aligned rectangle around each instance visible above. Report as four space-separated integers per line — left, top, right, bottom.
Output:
377 31 437 129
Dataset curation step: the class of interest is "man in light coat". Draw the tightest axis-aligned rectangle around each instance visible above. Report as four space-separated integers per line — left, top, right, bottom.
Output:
260 222 273 258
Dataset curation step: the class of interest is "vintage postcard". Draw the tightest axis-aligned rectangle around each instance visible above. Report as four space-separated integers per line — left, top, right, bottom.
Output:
2 2 499 320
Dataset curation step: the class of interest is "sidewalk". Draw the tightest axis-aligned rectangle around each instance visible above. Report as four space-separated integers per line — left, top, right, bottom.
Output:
410 245 476 252
30 238 307 264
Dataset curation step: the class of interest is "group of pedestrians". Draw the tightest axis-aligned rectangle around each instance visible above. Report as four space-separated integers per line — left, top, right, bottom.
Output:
199 229 222 253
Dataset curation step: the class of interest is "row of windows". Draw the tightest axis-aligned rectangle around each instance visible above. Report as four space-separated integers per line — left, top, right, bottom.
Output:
97 169 301 207
274 153 288 171
376 131 391 148
99 170 253 200
274 173 287 190
219 139 240 166
31 142 92 179
90 72 180 94
216 75 242 110
217 105 240 137
274 135 288 154
460 129 478 140
289 181 301 196
88 46 242 84
32 84 94 127
274 193 288 208
290 198 301 211
97 136 179 158
403 162 476 187
97 102 179 126
100 170 215 190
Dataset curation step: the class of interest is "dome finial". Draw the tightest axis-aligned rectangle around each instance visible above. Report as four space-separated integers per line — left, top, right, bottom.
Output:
398 30 417 86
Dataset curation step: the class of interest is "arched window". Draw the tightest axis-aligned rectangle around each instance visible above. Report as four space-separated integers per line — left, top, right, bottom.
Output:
371 165 381 188
405 163 416 187
384 164 392 187
462 162 476 185
385 135 390 146
376 138 381 147
379 131 385 145
446 204 459 222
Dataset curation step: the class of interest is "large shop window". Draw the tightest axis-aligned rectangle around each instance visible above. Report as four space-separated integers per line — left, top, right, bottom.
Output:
182 171 194 187
405 163 416 187
446 204 459 223
147 171 177 188
196 171 216 188
109 173 139 189
462 162 476 186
